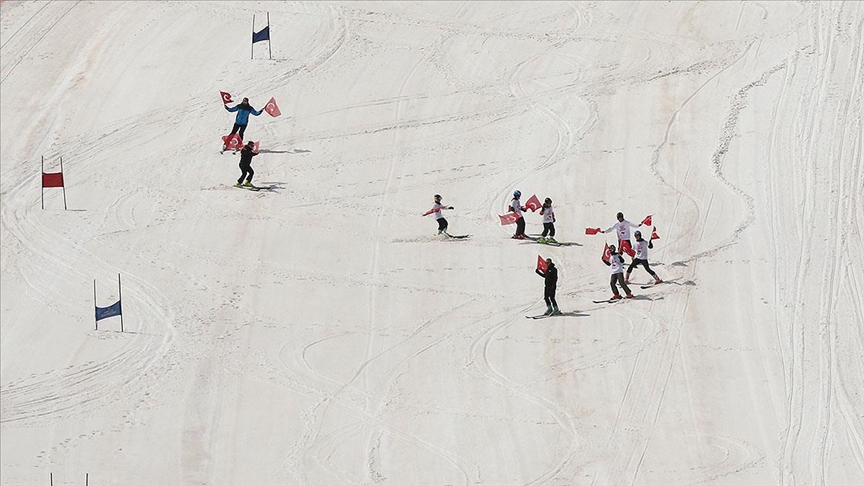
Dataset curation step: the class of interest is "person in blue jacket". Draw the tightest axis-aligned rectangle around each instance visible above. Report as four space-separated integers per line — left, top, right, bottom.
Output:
224 97 263 147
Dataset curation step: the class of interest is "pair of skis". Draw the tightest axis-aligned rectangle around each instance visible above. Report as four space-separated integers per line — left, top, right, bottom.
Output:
443 232 469 239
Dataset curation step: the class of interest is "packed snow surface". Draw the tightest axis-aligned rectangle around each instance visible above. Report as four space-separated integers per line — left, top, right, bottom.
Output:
2 1 863 485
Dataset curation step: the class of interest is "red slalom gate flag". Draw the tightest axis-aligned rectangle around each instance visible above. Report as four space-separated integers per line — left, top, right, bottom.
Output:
222 134 243 150
264 97 281 117
524 194 541 212
585 227 601 235
42 172 64 188
641 215 653 226
651 226 660 240
602 242 611 263
220 91 233 104
499 213 520 225
535 255 548 276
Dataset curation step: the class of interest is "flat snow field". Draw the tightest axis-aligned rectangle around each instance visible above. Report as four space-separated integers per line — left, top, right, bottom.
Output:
1 1 863 485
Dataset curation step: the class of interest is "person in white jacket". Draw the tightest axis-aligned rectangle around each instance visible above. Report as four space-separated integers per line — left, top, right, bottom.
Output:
625 230 662 284
510 190 527 239
603 244 633 300
601 212 641 257
538 198 556 244
423 194 454 235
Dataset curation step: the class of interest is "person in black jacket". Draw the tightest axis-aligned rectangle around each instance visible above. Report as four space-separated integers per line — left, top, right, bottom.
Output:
235 141 258 187
539 258 560 315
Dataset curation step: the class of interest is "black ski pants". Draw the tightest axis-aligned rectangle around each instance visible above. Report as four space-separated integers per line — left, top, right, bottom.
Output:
437 218 448 232
229 123 248 140
544 285 557 308
515 216 526 236
610 273 631 296
238 160 254 184
627 258 657 278
542 222 555 237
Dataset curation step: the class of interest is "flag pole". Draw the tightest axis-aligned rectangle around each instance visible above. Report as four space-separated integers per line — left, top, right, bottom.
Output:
59 156 67 210
93 279 98 330
251 14 255 60
118 273 124 332
267 12 272 60
41 155 44 210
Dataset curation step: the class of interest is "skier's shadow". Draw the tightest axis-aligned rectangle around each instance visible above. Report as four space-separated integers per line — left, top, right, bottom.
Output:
259 148 311 154
519 236 582 247
254 181 288 192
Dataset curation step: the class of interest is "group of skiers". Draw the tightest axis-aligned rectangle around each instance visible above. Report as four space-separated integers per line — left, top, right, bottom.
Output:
222 97 263 188
424 192 663 315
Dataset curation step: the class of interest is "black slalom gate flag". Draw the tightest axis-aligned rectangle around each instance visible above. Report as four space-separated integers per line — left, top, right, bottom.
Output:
95 300 122 321
252 26 270 44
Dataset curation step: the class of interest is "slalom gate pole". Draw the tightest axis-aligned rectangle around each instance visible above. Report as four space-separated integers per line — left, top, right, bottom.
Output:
118 273 124 333
251 14 255 60
49 472 53 486
267 12 272 60
93 280 98 331
86 472 89 486
41 156 44 210
60 156 67 210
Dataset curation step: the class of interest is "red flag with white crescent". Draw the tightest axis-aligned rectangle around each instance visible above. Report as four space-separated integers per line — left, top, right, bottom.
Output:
251 141 260 154
499 213 520 225
524 194 542 212
535 255 548 276
222 134 242 150
264 97 281 117
585 227 601 235
220 91 233 104
602 242 611 263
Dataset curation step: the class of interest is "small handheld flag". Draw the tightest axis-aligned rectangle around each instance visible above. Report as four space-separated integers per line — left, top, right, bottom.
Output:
602 242 611 263
222 134 243 151
220 91 233 104
535 255 548 276
651 226 660 240
585 227 601 235
641 215 653 226
524 195 542 212
251 141 260 154
264 97 281 117
499 213 520 225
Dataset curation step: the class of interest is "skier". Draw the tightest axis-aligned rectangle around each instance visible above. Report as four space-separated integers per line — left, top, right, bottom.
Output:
538 197 556 244
510 190 527 239
223 97 263 150
235 141 258 187
422 194 454 235
625 230 662 284
603 244 633 300
539 257 560 315
601 212 641 257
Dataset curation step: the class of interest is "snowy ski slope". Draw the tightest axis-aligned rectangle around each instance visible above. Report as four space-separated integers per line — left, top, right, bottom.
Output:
1 1 863 485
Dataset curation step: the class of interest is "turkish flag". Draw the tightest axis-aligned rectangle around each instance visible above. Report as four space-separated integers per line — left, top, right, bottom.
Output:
251 141 260 154
264 97 281 117
602 243 611 263
585 227 601 235
535 255 548 276
220 91 233 104
651 226 660 240
641 215 653 226
620 240 636 257
222 134 243 150
524 194 542 212
499 213 520 225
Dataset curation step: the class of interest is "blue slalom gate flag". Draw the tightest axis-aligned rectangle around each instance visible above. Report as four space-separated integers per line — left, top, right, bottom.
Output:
252 26 270 44
95 300 122 321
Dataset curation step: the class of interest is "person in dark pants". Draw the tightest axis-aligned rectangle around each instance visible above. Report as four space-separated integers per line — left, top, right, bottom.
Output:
603 244 633 300
625 230 662 284
510 190 527 239
539 258 560 315
224 97 263 149
538 197 556 244
235 141 258 187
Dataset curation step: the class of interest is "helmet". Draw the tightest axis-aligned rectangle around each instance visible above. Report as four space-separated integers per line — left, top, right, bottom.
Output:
616 212 624 219
433 194 441 200
634 230 642 238
513 190 521 198
544 197 552 204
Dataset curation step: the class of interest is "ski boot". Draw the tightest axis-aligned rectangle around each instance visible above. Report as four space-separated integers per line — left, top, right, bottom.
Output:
546 237 557 244
654 277 663 284
544 305 554 316
625 273 631 283
625 293 634 299
243 181 253 187
551 306 562 315
537 237 547 244
611 294 623 301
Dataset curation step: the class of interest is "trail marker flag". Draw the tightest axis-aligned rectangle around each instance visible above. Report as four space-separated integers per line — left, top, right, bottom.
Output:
94 274 124 332
41 156 67 210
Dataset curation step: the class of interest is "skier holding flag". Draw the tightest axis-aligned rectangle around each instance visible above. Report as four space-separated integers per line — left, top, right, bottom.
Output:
422 194 454 235
223 97 263 151
509 190 527 239
539 257 560 315
601 212 642 258
601 244 633 300
538 198 556 244
625 230 662 284
235 141 259 188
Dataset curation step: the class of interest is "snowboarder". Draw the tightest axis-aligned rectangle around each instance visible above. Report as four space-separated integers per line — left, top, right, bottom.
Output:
539 257 560 315
603 244 633 300
601 212 641 257
422 194 454 235
224 97 263 150
538 197 556 244
625 230 662 284
510 190 527 239
235 141 258 187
